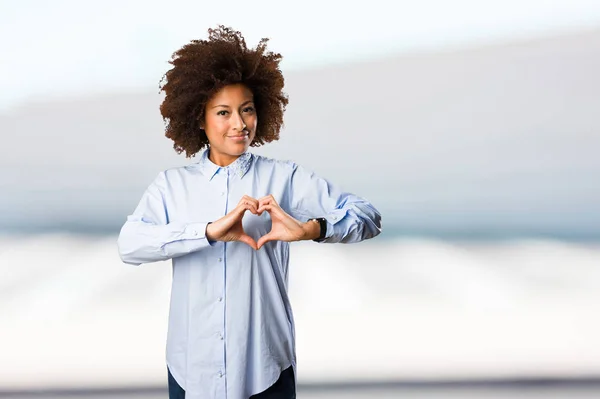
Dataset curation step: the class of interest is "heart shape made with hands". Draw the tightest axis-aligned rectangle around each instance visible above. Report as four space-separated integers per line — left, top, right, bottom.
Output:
206 194 313 250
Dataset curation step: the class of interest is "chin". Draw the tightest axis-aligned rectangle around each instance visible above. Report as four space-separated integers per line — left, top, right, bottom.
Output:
227 146 248 156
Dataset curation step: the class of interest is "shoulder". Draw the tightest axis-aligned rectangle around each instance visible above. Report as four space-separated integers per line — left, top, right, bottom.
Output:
251 154 323 184
155 164 187 179
150 163 200 188
252 153 300 172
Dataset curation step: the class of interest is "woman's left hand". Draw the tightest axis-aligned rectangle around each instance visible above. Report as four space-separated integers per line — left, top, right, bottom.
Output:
256 195 317 249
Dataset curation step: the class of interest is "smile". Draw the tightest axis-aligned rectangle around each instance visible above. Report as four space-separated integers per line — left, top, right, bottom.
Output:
227 133 249 141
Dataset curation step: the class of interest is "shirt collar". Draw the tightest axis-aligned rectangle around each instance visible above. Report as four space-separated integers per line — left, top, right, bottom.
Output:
197 148 253 180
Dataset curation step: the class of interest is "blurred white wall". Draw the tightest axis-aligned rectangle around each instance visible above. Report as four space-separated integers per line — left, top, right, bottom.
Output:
3 0 600 109
1 27 599 236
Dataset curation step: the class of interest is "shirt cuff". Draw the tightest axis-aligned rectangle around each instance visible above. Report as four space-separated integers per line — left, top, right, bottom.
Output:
322 209 347 240
162 222 212 257
183 222 209 239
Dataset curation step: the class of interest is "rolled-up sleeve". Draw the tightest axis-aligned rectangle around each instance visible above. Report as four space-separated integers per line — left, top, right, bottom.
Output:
286 163 382 243
117 172 213 265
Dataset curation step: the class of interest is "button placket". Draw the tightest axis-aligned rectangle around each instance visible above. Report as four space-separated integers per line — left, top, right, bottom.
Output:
219 172 228 385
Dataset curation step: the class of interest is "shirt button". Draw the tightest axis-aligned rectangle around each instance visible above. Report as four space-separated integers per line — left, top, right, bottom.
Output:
332 216 337 220
218 333 224 340
218 297 223 302
218 371 223 378
218 257 223 262
191 230 198 236
220 192 225 196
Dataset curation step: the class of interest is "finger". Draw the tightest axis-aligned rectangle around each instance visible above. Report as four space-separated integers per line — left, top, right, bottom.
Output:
257 202 283 216
247 198 262 215
242 195 258 203
239 196 261 215
256 202 268 214
245 201 260 215
238 234 258 250
258 195 278 207
241 195 260 209
238 200 259 215
257 232 277 250
257 199 277 211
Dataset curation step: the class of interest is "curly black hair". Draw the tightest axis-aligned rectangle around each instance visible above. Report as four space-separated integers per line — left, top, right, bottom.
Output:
158 25 289 158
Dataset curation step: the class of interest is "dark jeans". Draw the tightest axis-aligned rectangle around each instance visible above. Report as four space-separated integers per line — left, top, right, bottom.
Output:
167 366 295 399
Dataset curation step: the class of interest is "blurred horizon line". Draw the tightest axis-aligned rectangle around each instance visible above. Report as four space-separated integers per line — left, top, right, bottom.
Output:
2 224 600 243
3 375 600 397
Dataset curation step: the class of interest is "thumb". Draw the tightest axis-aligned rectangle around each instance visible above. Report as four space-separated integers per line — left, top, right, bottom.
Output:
257 232 277 250
238 234 258 250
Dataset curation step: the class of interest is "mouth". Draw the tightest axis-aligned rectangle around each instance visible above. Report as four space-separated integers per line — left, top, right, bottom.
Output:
227 132 250 142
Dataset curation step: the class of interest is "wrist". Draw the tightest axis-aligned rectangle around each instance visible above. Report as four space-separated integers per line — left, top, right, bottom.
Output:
302 219 321 241
205 222 216 242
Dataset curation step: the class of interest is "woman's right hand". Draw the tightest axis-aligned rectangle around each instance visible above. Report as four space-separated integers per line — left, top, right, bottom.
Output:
205 195 260 250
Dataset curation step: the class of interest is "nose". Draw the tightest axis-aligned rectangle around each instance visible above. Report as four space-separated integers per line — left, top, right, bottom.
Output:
232 112 246 131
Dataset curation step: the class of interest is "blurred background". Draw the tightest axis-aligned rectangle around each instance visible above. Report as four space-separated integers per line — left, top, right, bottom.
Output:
1 0 600 398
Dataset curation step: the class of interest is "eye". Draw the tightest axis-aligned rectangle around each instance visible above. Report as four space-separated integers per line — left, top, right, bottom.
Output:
243 106 255 113
217 110 229 116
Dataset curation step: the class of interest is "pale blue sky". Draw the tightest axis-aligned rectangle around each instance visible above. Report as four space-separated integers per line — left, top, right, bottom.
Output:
2 0 600 110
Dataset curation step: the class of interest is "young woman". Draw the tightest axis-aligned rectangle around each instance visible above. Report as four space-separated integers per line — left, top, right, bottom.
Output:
117 26 382 399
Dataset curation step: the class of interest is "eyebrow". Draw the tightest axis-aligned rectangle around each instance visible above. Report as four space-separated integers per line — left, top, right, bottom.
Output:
211 100 254 109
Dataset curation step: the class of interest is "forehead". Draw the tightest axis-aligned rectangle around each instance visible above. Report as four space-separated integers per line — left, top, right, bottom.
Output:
208 83 253 105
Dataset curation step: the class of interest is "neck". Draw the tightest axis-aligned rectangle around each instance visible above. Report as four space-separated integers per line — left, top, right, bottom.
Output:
208 148 241 167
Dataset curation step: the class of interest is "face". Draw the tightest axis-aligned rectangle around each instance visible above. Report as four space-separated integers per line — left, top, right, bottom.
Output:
201 83 257 166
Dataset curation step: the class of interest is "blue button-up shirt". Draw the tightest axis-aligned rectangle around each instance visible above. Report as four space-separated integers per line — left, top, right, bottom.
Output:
117 150 382 399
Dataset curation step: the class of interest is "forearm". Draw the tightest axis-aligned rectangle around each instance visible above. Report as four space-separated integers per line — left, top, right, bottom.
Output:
320 202 382 244
117 219 212 265
288 163 382 244
300 219 321 241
